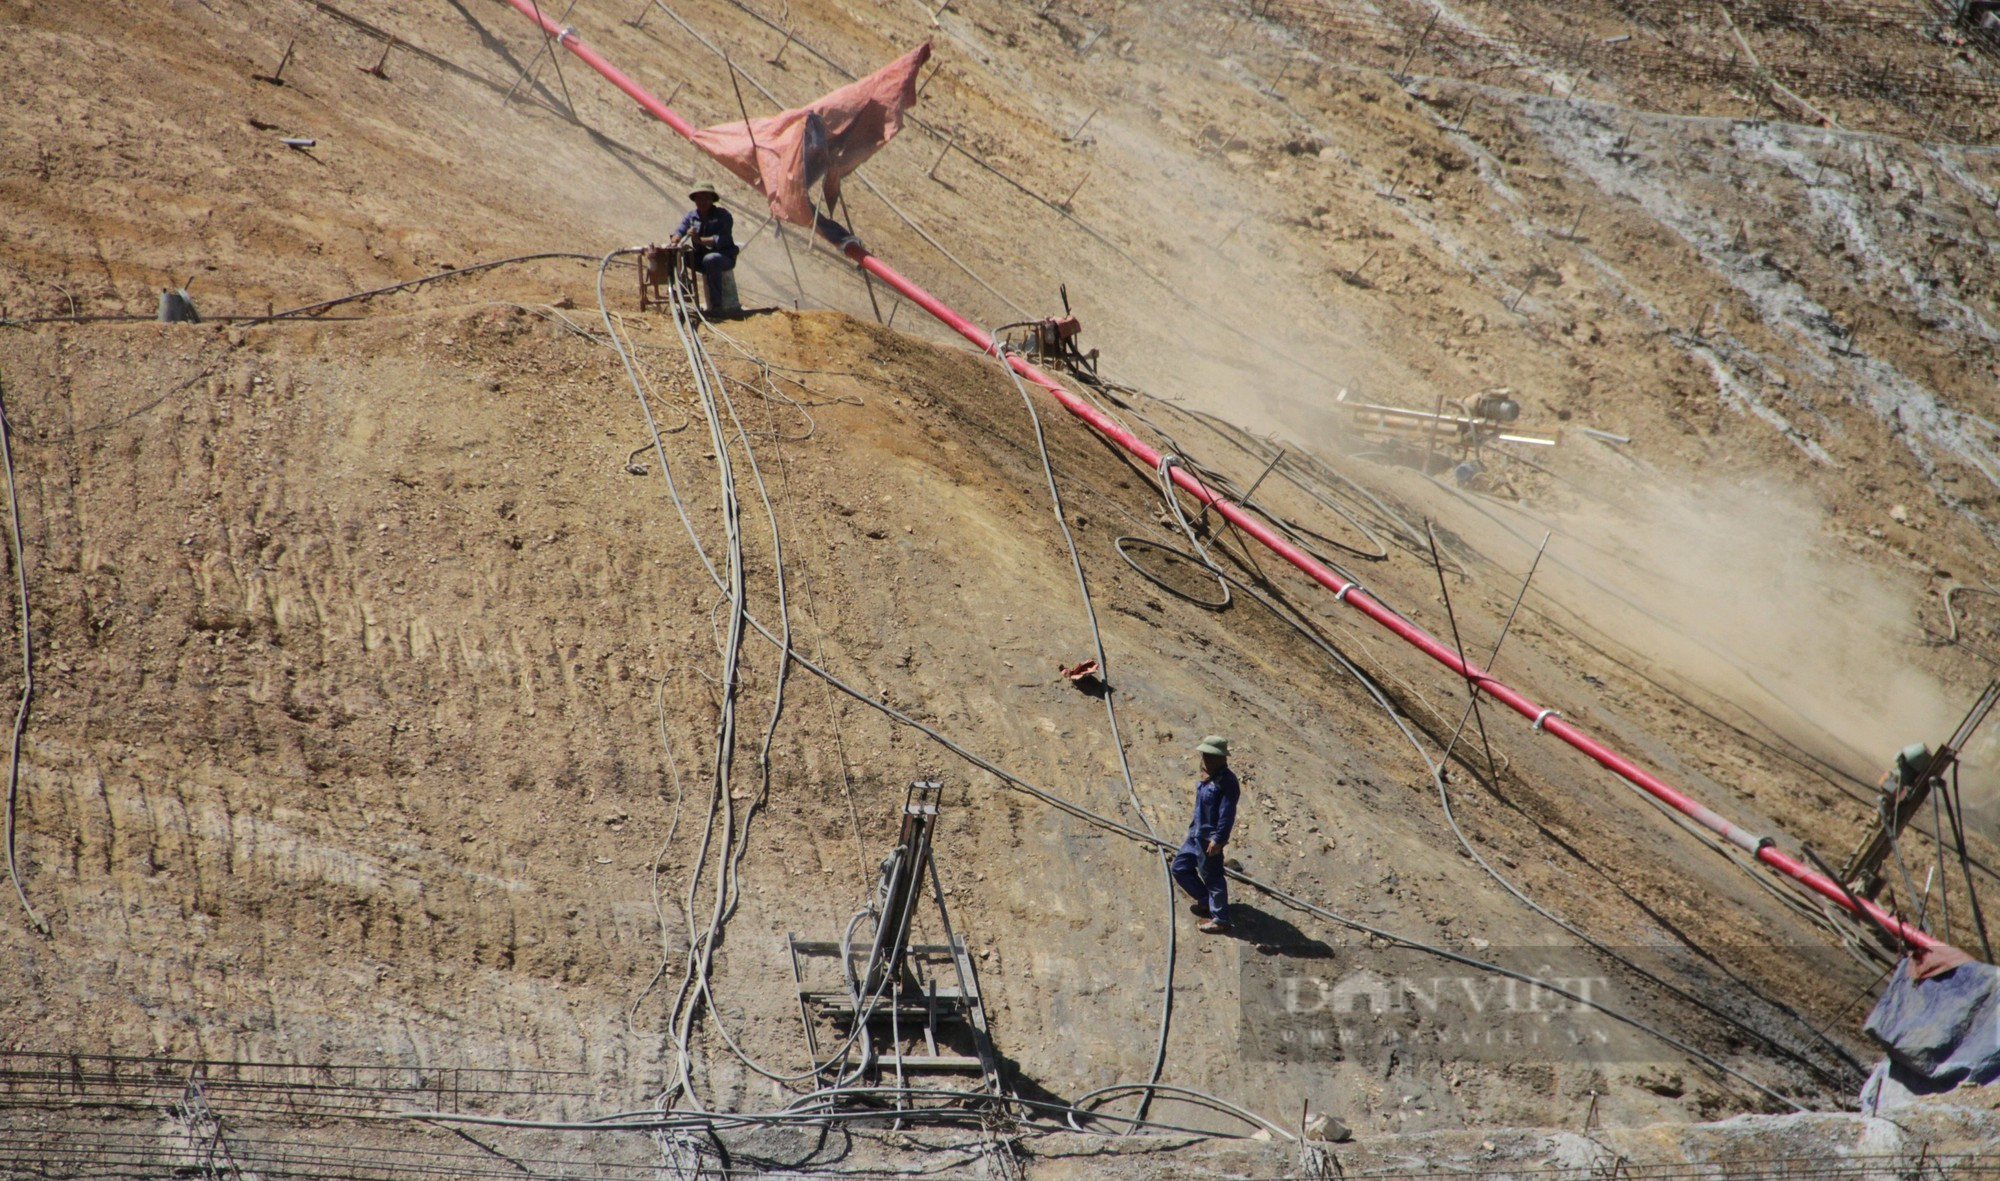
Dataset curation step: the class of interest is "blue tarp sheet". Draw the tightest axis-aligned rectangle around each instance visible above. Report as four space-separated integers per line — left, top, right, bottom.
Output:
1859 957 2000 1112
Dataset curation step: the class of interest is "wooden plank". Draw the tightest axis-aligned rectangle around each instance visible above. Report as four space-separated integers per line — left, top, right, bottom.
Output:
880 1054 983 1070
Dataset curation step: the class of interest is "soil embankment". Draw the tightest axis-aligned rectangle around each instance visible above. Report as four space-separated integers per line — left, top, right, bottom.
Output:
3 0 1999 1172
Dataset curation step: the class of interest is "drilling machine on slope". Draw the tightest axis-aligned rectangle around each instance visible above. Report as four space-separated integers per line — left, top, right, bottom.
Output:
1334 387 1560 491
788 781 1002 1110
1336 388 1558 453
1839 678 1998 961
1001 286 1099 384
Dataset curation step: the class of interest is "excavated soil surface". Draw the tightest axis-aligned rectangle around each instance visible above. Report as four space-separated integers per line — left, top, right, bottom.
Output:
3 0 2000 1173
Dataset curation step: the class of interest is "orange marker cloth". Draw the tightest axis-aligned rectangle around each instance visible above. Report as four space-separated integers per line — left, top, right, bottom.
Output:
690 43 931 226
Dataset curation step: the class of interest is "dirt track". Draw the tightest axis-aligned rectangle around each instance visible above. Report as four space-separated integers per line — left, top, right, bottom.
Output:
3 0 2000 1171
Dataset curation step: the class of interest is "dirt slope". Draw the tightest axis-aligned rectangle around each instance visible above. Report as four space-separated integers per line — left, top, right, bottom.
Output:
3 0 2000 1171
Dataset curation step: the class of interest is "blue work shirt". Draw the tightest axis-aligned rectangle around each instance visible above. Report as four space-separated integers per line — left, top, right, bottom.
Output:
674 206 738 257
1189 767 1240 846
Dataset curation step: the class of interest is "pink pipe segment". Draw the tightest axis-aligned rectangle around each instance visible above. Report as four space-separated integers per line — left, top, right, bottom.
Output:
502 0 698 139
505 7 1947 955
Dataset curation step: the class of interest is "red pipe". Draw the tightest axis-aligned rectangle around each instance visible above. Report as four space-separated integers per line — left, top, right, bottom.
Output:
501 1 1945 955
504 0 698 139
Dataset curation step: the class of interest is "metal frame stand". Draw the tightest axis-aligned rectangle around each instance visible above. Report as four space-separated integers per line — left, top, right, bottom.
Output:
1839 679 1997 959
788 781 1002 1108
638 245 700 314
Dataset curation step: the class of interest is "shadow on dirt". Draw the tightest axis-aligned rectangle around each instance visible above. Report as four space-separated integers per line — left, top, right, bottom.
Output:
1223 903 1335 959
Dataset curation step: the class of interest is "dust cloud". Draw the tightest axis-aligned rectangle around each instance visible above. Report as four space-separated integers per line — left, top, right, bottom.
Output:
1956 724 2000 839
1523 475 1971 797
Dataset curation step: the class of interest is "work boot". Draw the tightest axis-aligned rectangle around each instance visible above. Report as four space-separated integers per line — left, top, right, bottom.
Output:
1188 903 1211 918
1198 920 1233 934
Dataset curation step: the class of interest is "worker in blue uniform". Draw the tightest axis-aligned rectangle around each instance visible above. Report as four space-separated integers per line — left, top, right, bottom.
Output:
670 181 739 312
1172 735 1240 934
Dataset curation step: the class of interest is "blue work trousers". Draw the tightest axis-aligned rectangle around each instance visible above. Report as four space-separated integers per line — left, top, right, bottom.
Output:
1171 837 1229 923
697 252 735 309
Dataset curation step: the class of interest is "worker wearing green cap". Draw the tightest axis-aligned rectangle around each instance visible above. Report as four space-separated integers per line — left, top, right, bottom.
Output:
1172 735 1240 933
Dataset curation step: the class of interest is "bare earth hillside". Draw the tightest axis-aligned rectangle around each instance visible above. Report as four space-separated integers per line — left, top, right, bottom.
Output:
3 0 2000 1175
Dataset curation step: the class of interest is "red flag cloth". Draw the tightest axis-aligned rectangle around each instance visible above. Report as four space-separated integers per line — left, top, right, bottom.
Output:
690 43 931 227
1911 943 1977 982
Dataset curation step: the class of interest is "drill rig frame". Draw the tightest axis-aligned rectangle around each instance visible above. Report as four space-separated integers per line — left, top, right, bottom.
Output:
786 781 1002 1105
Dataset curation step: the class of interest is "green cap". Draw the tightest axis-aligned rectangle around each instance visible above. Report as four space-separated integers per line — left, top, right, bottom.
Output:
1197 735 1229 757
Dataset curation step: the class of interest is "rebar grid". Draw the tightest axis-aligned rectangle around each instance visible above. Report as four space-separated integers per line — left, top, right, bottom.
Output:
0 1052 596 1121
0 1128 667 1181
1 1127 1997 1181
171 1079 244 1181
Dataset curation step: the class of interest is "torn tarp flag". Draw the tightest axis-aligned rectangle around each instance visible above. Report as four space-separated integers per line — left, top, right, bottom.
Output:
689 43 931 227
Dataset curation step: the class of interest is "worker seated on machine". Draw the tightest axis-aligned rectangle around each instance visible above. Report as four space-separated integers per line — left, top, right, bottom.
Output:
667 181 740 314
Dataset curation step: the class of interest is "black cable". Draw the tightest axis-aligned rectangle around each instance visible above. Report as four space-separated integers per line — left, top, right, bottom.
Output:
600 253 893 1104
1113 536 1232 609
1 254 609 331
989 336 1178 1126
242 252 610 324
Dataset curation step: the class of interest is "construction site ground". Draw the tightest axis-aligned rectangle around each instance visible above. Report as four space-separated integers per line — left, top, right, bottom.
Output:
3 0 2000 1174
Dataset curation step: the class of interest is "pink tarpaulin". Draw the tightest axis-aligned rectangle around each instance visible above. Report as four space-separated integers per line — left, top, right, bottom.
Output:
690 43 931 226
